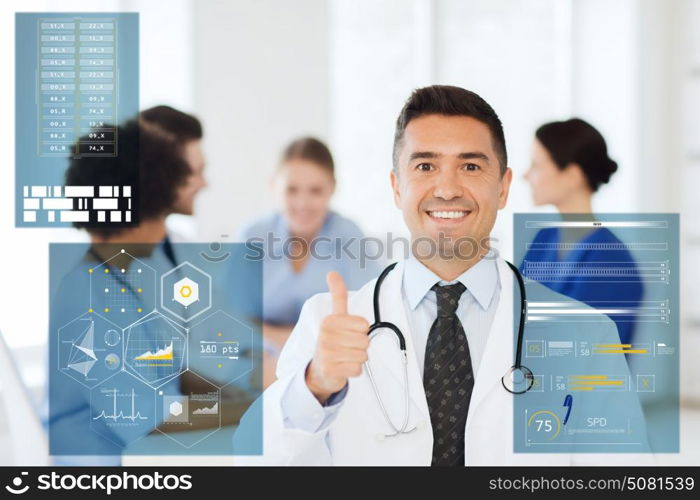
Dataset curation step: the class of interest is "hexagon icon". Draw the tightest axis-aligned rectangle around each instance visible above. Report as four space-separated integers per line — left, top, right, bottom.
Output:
124 311 187 388
58 312 123 389
187 310 255 388
156 371 221 448
90 370 156 447
173 277 199 307
161 262 211 323
89 248 156 328
169 400 183 416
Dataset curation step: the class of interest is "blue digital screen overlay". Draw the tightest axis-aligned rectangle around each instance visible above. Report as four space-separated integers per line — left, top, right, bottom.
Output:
49 243 263 456
16 13 139 228
513 214 679 453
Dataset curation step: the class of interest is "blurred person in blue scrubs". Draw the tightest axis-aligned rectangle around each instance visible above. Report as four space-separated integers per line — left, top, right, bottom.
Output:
236 137 380 387
521 118 643 344
47 119 191 464
48 119 253 464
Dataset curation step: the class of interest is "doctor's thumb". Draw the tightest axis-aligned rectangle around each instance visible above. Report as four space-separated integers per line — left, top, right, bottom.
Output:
326 271 348 315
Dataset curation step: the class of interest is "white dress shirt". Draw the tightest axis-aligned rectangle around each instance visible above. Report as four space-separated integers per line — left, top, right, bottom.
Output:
280 255 501 433
402 254 501 378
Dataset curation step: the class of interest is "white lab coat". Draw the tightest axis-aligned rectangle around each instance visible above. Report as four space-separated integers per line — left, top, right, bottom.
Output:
235 258 653 466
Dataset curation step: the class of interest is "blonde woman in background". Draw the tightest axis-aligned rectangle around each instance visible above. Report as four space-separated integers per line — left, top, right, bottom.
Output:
236 137 380 388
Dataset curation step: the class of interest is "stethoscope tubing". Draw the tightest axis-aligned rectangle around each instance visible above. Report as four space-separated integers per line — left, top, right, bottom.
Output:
364 258 533 434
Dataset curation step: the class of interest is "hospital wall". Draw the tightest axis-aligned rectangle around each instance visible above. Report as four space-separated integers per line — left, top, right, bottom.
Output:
0 0 698 430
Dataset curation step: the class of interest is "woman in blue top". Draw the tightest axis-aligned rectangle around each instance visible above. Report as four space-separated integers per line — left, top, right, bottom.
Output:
236 137 379 387
521 118 643 345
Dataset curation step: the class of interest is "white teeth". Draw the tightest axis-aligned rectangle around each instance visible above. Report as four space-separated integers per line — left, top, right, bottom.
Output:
429 211 467 219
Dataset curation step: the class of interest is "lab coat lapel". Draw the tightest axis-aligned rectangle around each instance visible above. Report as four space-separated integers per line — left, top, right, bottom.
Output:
363 261 430 422
466 258 514 425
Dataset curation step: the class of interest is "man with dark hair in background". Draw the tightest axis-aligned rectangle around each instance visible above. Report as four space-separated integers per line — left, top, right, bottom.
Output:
65 118 191 245
49 119 191 464
49 117 250 464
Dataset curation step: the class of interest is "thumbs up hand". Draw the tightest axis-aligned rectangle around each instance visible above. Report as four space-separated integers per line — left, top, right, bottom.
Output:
305 271 370 403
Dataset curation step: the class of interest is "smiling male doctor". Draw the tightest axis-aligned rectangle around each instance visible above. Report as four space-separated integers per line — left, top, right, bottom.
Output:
235 85 648 466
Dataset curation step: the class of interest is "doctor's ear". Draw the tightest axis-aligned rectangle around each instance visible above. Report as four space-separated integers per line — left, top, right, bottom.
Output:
498 167 513 210
390 169 401 208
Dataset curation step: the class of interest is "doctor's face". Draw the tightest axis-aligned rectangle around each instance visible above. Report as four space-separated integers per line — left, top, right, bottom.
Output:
391 114 512 256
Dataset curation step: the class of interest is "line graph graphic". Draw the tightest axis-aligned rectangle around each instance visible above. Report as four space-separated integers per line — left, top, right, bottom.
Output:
192 402 218 415
93 387 148 422
133 340 173 361
125 320 186 385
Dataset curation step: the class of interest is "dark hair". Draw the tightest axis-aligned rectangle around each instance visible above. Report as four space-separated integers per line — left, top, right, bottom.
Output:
393 85 508 174
535 118 618 192
280 137 335 179
140 105 203 142
65 119 191 238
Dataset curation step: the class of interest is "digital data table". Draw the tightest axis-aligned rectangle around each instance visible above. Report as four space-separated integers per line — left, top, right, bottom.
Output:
38 18 118 157
16 13 139 228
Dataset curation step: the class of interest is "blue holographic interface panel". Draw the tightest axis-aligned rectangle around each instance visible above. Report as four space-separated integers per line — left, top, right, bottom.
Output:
15 13 138 228
49 244 263 456
513 214 679 453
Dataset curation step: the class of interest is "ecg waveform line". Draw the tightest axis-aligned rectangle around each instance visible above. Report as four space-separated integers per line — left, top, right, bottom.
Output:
92 387 148 422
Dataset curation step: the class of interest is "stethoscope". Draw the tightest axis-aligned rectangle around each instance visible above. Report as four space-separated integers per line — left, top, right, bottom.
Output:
365 260 534 438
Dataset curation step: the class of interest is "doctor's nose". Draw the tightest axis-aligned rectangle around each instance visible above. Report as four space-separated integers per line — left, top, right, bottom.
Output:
432 169 464 200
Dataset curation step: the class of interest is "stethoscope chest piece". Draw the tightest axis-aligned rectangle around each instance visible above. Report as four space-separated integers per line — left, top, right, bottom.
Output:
501 365 534 394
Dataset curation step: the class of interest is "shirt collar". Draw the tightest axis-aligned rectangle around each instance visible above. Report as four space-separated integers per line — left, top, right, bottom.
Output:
403 254 499 311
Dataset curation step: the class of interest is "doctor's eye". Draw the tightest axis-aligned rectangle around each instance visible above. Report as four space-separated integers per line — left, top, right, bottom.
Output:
415 163 434 172
463 163 481 171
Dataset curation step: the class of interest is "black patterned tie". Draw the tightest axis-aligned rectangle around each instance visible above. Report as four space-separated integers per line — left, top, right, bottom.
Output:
423 282 473 466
